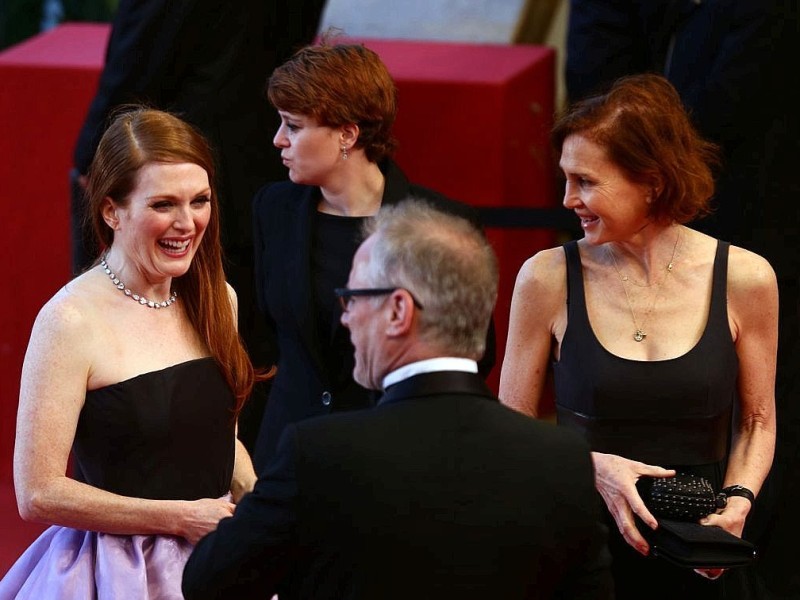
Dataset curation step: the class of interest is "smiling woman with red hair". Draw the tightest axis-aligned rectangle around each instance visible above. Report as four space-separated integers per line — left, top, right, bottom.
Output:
0 107 262 599
500 74 777 598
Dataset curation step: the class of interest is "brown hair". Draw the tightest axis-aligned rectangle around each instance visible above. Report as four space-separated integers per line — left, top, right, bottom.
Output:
267 41 398 162
86 107 261 413
552 73 720 224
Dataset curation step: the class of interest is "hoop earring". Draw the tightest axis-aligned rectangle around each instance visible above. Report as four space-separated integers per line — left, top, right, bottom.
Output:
341 145 349 160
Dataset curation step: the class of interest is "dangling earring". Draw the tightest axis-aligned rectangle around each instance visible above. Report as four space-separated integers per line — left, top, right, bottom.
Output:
340 144 349 160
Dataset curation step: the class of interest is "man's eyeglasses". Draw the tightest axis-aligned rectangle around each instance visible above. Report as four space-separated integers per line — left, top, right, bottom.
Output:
334 287 424 312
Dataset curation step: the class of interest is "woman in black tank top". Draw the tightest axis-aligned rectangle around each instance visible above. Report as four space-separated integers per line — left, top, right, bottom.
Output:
499 74 777 598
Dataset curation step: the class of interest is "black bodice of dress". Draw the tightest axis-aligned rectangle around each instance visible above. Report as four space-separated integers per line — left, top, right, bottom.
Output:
72 357 235 500
553 240 738 467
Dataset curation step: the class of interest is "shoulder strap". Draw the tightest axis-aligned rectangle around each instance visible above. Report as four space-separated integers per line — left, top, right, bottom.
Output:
708 240 730 329
562 240 583 308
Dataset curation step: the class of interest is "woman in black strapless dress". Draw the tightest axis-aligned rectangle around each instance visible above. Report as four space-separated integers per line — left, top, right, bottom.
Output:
0 108 263 599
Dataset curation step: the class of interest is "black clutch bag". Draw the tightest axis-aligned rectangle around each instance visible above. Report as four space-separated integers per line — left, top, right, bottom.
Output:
635 474 757 569
636 473 722 521
636 517 757 569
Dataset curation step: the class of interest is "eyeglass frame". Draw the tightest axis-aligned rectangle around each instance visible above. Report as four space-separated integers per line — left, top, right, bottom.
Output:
334 287 425 313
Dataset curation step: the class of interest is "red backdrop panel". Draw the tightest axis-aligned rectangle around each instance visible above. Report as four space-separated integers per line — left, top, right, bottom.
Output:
0 23 108 480
346 38 559 393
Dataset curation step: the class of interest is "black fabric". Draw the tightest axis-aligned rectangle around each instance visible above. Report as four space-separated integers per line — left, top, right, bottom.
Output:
73 358 235 500
636 518 757 569
250 158 497 472
554 240 737 466
379 370 495 406
310 210 366 390
554 239 746 598
183 372 614 600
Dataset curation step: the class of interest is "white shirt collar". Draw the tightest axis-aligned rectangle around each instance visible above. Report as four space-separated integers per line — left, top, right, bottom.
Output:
381 357 478 390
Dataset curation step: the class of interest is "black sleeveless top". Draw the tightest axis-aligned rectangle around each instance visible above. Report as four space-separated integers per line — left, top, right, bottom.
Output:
553 240 737 467
72 358 236 500
311 210 369 402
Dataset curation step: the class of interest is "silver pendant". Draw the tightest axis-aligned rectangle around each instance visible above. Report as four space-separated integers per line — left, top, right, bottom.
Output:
633 329 646 342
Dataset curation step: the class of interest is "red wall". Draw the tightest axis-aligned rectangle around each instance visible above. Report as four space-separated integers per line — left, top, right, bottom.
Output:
0 24 109 481
352 38 558 392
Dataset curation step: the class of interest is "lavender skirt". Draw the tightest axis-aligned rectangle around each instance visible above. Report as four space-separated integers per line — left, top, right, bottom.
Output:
0 526 193 599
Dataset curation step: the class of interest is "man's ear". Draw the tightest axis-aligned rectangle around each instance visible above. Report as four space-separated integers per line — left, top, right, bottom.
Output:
385 289 415 338
101 197 120 230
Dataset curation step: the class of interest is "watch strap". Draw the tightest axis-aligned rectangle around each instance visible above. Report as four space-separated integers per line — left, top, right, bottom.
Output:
721 485 755 504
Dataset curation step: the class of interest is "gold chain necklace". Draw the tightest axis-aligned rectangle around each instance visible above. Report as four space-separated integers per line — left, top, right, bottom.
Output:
606 228 681 342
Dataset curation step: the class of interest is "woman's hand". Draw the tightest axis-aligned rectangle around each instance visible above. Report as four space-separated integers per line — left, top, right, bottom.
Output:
591 452 676 556
692 495 751 580
701 495 749 537
179 498 236 545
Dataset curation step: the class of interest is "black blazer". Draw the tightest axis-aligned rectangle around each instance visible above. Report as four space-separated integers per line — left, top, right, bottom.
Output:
251 160 496 470
183 371 613 600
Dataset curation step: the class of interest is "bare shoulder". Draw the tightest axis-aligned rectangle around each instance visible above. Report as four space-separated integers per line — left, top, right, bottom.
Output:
32 277 97 343
225 282 239 311
224 281 239 323
511 245 568 331
727 245 778 293
725 245 778 338
515 246 567 295
23 275 102 380
225 282 238 305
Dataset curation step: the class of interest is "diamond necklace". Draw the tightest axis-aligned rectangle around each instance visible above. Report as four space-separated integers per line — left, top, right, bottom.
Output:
606 228 681 342
100 255 177 309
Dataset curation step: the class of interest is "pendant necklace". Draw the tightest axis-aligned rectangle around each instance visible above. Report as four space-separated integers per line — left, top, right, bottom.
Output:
606 228 681 342
100 254 177 309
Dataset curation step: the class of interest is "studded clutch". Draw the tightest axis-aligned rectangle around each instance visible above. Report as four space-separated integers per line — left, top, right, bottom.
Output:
637 473 723 522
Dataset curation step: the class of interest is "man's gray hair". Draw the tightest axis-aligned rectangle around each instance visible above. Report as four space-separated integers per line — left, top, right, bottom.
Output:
362 199 498 358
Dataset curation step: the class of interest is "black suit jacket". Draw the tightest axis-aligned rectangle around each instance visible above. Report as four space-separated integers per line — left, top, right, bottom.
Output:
183 371 613 600
251 159 497 471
